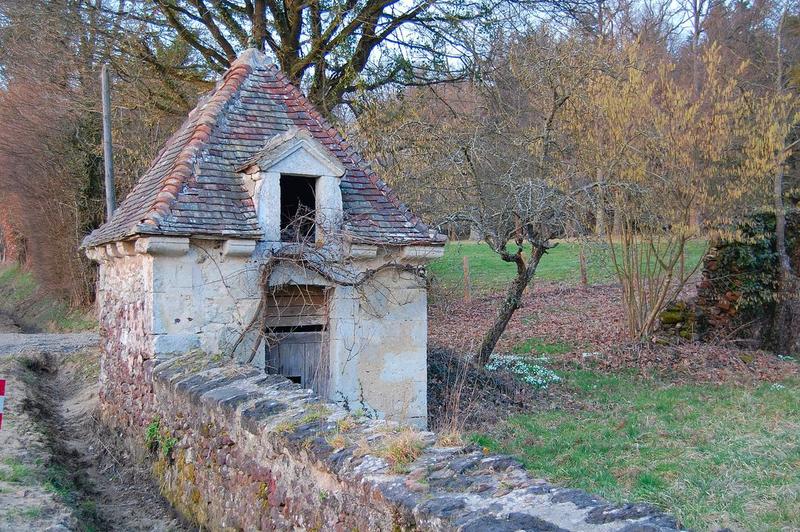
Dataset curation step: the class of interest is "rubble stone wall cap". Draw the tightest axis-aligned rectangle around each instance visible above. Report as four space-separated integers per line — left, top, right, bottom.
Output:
148 351 686 532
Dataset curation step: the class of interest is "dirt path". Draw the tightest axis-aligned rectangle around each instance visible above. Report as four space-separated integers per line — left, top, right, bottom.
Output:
0 355 76 531
0 333 99 358
0 312 98 357
0 334 189 531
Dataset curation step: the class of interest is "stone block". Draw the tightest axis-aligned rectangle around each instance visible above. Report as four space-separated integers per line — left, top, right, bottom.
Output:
151 333 200 356
152 255 194 292
152 292 195 334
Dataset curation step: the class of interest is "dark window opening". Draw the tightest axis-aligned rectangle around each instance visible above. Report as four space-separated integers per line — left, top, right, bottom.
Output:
280 175 316 242
268 324 325 334
287 376 302 384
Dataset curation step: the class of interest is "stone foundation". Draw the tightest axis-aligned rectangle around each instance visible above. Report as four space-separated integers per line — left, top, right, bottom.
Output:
102 350 683 531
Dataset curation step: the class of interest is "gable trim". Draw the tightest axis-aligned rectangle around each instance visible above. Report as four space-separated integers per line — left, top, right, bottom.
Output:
237 127 346 178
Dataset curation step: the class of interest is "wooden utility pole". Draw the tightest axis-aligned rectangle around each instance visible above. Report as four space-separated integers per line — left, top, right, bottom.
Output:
101 64 116 220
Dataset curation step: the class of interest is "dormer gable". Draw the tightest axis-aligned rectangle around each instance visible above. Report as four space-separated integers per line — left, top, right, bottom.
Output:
237 127 346 178
238 127 345 245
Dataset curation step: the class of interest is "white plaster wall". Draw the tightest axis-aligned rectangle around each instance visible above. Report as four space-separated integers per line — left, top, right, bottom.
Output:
327 268 428 428
97 237 432 427
149 240 262 361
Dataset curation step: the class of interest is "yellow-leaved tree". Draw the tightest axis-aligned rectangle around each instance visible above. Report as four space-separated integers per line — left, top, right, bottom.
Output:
572 43 749 339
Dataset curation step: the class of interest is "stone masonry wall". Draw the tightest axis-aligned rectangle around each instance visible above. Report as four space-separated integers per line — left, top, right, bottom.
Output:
104 350 683 532
97 253 157 430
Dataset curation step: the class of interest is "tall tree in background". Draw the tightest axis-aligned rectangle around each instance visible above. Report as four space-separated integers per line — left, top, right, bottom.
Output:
738 9 800 354
361 30 602 363
102 0 580 114
0 0 105 303
0 0 199 303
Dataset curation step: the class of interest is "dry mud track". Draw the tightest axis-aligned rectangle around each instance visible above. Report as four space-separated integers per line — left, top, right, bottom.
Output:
0 333 99 357
0 339 190 531
0 311 98 358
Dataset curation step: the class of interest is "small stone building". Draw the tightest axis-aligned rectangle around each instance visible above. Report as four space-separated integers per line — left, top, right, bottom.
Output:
82 50 444 428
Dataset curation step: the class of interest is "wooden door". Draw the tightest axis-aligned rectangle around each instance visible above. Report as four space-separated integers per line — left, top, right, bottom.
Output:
263 285 329 397
265 327 328 396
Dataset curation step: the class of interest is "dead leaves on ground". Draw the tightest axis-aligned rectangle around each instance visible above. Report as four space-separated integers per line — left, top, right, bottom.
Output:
429 282 798 384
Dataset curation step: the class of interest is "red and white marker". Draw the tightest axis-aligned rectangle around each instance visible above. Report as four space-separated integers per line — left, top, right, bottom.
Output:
0 379 5 429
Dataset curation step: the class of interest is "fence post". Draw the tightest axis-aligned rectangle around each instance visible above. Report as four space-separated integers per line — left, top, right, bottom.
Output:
579 247 588 287
462 255 471 301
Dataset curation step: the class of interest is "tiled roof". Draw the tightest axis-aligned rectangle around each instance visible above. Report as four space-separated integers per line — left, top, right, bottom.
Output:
82 50 445 248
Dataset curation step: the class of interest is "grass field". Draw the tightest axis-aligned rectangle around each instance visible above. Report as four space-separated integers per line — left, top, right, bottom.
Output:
0 266 95 332
474 370 800 531
427 239 800 529
428 240 709 292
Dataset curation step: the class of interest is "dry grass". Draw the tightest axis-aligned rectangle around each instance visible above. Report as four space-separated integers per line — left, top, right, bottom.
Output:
325 433 348 450
300 404 332 424
435 431 465 447
378 429 426 473
336 416 357 433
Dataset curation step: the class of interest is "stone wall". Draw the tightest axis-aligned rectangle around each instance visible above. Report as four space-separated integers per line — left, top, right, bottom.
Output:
96 252 156 429
694 212 799 346
105 351 683 532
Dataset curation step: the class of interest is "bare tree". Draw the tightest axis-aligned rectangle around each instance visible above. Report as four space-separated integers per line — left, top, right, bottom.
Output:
361 30 601 364
91 0 590 114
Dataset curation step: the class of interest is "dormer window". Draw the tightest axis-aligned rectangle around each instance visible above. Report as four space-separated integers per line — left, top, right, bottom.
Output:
280 174 317 242
237 127 345 246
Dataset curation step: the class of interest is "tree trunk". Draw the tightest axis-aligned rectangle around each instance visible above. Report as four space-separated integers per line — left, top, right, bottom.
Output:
579 247 588 287
770 11 799 356
612 208 622 237
251 0 268 51
595 168 606 236
476 246 545 365
773 279 800 355
772 165 800 355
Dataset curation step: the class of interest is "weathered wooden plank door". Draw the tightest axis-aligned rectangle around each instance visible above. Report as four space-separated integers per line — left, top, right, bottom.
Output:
264 285 329 397
265 328 329 397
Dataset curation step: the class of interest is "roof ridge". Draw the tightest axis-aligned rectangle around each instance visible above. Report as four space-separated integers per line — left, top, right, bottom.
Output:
139 56 256 228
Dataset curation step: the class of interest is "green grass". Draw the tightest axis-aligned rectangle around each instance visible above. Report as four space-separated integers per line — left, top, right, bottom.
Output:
0 265 95 332
473 370 800 530
0 457 35 484
20 507 43 519
429 240 709 293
